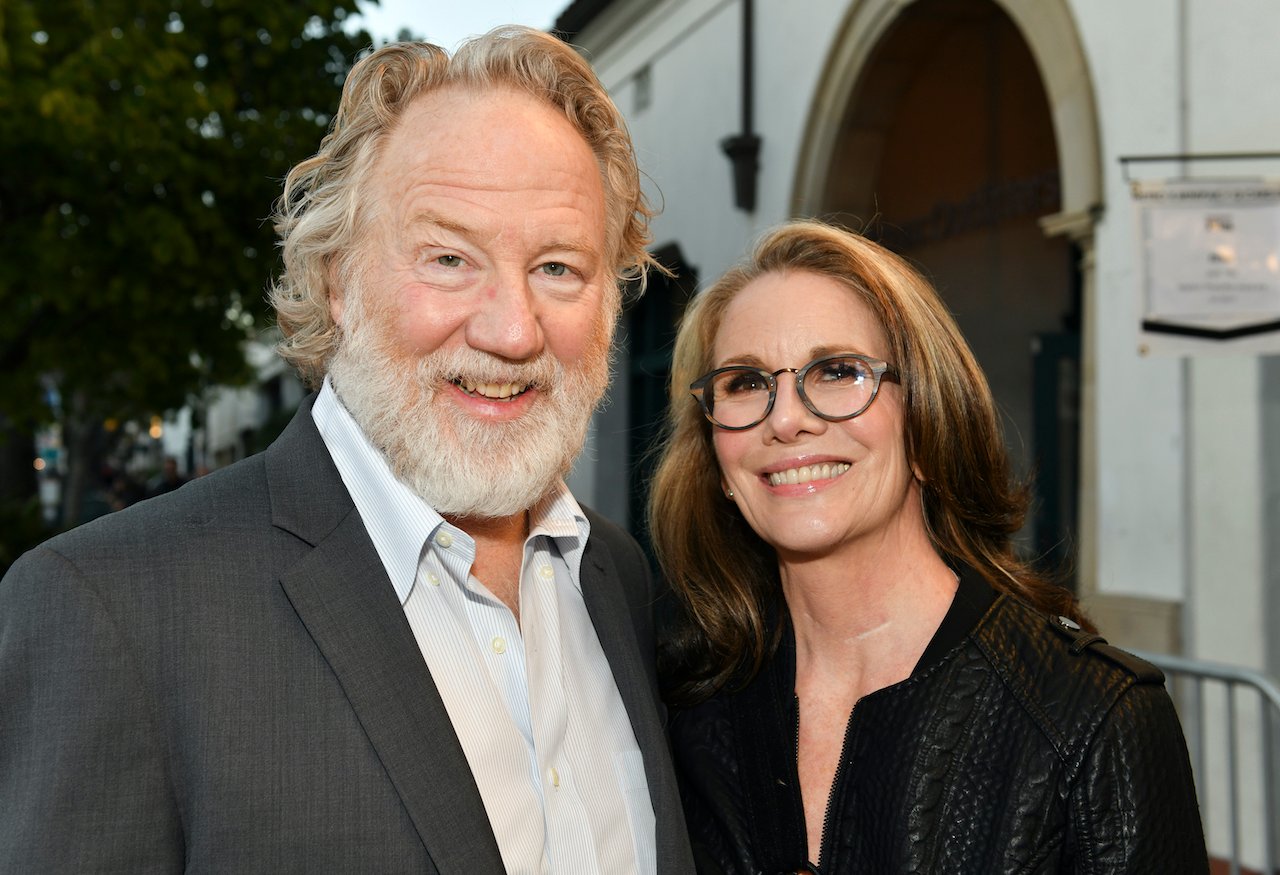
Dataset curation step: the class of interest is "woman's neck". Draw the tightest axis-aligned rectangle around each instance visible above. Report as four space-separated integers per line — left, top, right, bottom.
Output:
780 529 958 701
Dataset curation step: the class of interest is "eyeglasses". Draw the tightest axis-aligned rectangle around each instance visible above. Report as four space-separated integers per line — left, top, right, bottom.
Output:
690 353 899 431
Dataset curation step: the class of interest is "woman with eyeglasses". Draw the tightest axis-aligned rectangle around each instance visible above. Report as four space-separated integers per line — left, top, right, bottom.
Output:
649 220 1206 874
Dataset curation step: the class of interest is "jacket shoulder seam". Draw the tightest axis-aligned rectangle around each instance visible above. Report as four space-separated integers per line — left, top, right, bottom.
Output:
972 599 1152 766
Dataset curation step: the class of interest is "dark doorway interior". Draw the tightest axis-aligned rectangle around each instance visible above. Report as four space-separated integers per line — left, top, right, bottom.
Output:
820 0 1080 584
624 244 698 555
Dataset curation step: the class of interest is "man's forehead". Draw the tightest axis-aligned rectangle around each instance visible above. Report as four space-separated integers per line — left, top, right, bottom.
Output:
357 84 611 262
390 84 581 148
370 86 597 186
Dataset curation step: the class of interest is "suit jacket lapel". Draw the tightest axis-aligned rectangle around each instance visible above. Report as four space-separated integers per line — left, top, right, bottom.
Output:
580 535 694 874
267 399 504 874
579 541 658 734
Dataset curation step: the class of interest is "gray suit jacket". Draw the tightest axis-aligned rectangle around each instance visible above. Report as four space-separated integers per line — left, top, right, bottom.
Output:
0 398 695 873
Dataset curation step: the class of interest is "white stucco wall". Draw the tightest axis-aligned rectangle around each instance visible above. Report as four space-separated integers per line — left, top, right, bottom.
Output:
1074 0 1277 656
1175 1 1278 674
580 0 853 279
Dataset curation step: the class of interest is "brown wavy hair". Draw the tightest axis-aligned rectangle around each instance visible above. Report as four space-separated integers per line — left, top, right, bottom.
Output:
650 220 1091 704
269 26 656 387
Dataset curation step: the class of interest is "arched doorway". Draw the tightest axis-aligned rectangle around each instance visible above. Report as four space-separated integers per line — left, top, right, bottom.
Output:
799 0 1096 580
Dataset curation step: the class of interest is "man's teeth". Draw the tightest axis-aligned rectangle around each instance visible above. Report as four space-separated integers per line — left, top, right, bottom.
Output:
456 379 529 400
767 462 851 487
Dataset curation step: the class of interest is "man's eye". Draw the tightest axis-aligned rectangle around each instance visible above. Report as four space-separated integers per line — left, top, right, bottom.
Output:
540 262 569 277
435 254 464 268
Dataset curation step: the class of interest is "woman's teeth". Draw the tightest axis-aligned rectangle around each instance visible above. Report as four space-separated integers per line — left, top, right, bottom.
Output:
767 462 851 487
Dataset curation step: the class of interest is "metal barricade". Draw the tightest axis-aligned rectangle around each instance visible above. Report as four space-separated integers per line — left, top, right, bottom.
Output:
1133 649 1280 875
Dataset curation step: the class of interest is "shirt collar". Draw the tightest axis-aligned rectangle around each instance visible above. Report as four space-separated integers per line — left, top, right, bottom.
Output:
526 483 592 594
311 379 592 603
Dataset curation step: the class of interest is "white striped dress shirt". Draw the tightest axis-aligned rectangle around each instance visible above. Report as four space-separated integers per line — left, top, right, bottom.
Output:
312 381 655 875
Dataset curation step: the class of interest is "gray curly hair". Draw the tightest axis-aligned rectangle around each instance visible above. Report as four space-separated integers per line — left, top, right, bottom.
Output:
269 26 656 387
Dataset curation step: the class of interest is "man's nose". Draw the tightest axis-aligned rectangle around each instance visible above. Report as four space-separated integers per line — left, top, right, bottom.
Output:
465 274 544 361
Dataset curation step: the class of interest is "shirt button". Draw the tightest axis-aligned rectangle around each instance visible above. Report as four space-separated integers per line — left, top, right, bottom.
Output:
548 767 560 788
538 565 554 580
427 572 440 586
491 637 506 654
435 531 453 548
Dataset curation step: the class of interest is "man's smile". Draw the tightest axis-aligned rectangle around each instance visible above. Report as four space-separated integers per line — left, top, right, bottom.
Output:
452 378 532 400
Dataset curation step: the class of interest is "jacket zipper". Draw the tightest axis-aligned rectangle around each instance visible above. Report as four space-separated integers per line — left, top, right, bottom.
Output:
797 696 858 874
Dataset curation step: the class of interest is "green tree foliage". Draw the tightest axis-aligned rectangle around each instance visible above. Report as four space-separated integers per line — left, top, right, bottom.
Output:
0 0 375 529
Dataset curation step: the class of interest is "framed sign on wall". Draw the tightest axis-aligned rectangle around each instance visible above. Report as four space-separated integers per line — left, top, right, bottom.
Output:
1124 154 1280 355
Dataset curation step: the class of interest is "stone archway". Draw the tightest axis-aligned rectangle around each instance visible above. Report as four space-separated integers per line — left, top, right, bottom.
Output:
794 0 1100 219
793 0 1103 590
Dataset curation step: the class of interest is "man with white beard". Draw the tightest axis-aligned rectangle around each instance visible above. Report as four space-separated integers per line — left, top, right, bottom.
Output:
0 28 696 875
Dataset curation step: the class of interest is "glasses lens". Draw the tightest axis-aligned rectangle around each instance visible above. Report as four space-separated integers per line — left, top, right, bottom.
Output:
705 368 772 428
802 356 876 418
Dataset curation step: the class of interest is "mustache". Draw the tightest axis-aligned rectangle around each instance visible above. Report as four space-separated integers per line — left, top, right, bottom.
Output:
413 347 563 392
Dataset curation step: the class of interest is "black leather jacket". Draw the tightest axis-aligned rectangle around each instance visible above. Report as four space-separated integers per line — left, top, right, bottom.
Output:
668 577 1208 874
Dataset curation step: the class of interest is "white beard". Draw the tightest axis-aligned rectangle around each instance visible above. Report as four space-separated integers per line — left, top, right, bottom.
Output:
327 283 612 520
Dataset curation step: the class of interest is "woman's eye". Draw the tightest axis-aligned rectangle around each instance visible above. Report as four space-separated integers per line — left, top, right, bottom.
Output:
722 372 766 395
818 361 866 384
540 262 569 277
435 254 464 268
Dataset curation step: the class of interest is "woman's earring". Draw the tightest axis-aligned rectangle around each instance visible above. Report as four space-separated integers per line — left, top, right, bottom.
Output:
725 488 735 499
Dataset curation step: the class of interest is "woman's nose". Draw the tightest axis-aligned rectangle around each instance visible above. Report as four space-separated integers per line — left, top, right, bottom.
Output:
762 372 825 442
